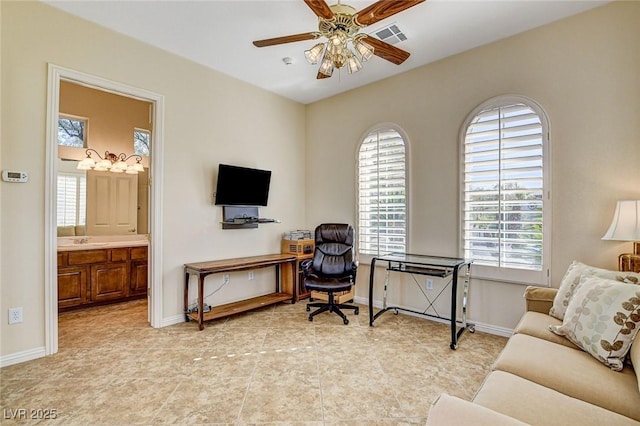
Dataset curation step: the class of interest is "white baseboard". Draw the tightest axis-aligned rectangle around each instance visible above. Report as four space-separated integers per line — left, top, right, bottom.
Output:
0 346 46 368
353 295 513 338
161 314 187 328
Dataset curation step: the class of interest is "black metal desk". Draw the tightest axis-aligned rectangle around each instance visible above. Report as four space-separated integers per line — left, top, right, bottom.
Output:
368 253 474 349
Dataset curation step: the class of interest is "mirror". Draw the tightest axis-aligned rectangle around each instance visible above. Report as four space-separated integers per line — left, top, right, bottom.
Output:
57 81 152 237
57 159 148 236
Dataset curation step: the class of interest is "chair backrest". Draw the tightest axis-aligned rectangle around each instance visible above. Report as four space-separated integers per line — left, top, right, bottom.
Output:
311 223 355 278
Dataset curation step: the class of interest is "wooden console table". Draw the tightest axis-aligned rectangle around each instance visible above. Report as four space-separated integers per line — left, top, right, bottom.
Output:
184 253 297 330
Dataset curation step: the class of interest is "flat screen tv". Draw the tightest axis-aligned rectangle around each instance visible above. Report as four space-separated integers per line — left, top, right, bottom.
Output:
214 164 271 206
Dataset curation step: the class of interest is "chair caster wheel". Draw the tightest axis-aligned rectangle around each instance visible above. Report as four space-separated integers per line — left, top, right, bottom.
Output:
306 306 310 312
343 318 349 325
354 308 359 315
308 315 313 322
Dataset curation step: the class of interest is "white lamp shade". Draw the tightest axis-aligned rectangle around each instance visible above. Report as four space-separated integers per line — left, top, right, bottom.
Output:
602 200 640 241
77 157 95 170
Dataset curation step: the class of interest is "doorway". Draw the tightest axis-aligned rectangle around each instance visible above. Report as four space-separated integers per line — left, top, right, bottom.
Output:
45 64 165 355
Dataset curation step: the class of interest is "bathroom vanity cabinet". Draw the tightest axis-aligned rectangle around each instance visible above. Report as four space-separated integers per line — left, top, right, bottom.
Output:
57 245 147 311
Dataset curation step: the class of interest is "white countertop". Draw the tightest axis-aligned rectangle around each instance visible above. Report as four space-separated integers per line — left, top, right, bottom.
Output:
57 235 149 252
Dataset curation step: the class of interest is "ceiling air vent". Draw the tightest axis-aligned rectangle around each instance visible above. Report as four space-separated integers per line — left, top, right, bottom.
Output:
373 24 407 45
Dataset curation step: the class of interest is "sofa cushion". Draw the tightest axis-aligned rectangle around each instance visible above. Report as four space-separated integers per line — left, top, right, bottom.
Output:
550 261 640 320
473 371 639 426
513 311 579 349
426 393 528 426
492 333 640 420
550 276 640 371
632 334 640 392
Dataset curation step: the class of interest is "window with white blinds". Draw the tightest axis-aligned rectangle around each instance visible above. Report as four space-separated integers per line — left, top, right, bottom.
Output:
57 173 86 227
462 96 550 284
358 127 407 257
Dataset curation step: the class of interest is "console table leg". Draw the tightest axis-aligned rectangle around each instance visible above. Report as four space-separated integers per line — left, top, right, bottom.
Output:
184 271 190 322
198 275 205 331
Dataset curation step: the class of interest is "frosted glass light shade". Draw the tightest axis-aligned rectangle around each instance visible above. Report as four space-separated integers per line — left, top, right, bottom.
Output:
77 156 95 170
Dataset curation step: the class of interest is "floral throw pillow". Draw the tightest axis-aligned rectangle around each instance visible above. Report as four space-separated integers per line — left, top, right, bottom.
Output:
550 276 640 371
549 261 640 321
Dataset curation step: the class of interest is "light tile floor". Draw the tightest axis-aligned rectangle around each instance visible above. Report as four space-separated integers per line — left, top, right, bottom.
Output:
1 299 507 425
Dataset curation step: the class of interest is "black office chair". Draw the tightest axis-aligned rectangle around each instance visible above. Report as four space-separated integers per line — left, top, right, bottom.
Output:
302 223 359 325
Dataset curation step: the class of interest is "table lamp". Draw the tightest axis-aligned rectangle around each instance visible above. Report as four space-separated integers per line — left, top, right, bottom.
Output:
602 199 640 272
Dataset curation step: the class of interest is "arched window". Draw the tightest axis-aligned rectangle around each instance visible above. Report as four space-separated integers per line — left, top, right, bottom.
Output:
461 95 550 285
357 126 407 257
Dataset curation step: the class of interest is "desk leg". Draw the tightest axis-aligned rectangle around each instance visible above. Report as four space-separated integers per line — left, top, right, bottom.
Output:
368 257 377 326
450 265 459 349
198 275 205 331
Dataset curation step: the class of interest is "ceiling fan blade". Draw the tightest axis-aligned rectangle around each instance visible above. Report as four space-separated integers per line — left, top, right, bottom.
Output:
304 0 335 20
253 32 319 48
355 0 426 27
363 36 411 65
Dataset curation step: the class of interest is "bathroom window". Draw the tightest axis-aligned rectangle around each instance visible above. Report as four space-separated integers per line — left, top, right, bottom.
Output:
134 128 151 156
58 115 87 148
57 173 86 227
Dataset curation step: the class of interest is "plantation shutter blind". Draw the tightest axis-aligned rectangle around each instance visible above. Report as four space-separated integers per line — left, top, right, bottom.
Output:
358 129 406 256
57 173 86 227
463 103 544 271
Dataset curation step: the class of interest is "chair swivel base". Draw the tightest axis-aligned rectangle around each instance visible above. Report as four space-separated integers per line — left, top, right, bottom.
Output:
306 292 359 325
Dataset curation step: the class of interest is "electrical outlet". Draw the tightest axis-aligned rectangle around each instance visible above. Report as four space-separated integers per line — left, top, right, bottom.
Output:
426 279 434 290
223 274 230 285
248 271 255 281
8 307 23 324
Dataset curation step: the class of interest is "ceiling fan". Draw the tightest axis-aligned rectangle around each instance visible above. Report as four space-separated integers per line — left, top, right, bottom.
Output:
252 0 426 79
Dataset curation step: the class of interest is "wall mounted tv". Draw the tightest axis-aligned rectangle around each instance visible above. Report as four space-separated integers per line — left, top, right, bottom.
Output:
214 164 272 206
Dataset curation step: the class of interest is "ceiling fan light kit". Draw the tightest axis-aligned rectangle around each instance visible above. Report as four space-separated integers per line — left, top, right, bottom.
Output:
253 0 425 79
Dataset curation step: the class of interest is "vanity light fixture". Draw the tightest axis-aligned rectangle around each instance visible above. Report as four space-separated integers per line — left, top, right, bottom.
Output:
77 149 144 174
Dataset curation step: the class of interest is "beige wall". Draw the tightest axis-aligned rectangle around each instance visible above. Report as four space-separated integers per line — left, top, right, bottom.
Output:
1 1 306 358
306 1 640 332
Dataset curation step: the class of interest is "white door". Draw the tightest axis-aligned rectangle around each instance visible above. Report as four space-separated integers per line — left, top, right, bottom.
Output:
86 171 138 235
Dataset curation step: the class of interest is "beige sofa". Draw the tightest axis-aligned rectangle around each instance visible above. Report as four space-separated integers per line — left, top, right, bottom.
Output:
427 285 640 425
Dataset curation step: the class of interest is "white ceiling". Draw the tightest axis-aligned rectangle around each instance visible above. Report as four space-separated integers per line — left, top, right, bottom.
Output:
44 0 609 104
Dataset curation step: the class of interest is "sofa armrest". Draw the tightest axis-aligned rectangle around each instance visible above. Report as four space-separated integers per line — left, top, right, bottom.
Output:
426 394 529 426
523 286 557 314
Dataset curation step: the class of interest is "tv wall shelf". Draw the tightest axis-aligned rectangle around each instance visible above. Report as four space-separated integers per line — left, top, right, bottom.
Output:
220 206 278 229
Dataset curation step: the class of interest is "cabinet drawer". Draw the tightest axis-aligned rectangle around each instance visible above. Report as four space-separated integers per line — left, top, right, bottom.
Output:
57 252 68 268
110 248 129 262
130 246 148 260
68 249 108 265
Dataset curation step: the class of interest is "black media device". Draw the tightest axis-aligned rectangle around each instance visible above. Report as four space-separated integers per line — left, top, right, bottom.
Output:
214 163 272 206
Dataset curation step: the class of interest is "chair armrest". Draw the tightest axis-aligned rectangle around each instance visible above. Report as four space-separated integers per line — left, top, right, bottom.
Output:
301 259 313 277
523 286 558 314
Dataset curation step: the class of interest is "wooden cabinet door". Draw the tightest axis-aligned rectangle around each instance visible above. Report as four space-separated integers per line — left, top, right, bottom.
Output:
58 266 88 308
130 260 148 295
90 263 128 301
